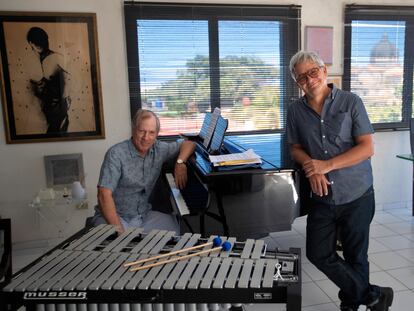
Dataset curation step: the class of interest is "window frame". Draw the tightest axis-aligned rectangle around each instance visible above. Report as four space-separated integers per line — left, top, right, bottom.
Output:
343 5 414 131
124 2 300 137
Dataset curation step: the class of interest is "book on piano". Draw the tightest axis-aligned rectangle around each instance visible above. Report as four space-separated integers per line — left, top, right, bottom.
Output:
209 148 262 167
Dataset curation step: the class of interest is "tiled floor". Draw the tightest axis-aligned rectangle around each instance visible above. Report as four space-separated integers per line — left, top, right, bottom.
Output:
10 207 414 310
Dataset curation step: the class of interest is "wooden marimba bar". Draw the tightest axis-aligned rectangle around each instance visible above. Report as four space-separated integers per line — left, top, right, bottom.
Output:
0 225 301 311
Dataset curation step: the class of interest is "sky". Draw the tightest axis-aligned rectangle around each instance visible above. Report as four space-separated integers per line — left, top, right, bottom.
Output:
137 19 280 89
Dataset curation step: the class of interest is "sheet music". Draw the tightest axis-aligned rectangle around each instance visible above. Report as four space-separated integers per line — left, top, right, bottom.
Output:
209 149 262 166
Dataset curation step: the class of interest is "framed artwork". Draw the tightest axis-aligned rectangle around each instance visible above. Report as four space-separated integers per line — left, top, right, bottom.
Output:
0 12 105 144
305 26 333 65
44 153 84 188
327 75 342 89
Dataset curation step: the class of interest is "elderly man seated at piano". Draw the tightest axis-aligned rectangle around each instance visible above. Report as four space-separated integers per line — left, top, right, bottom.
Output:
90 109 195 234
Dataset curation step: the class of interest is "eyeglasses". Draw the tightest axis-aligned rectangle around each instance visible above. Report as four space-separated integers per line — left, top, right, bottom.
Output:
295 66 323 85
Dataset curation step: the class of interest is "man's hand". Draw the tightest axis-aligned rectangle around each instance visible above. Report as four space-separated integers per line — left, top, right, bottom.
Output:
174 163 188 189
308 174 331 196
303 159 333 177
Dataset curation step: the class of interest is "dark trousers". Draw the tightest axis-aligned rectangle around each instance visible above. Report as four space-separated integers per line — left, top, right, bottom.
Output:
306 187 380 308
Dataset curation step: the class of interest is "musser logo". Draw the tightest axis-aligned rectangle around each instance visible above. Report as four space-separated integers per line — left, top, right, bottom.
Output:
23 291 87 300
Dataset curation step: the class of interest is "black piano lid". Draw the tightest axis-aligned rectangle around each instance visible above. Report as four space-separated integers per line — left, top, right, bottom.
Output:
193 133 295 176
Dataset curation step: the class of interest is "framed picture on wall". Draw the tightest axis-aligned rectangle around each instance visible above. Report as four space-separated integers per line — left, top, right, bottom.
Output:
44 153 84 188
305 26 333 65
0 12 105 144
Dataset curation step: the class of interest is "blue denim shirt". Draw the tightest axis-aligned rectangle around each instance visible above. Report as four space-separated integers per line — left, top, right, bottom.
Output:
97 138 181 220
287 85 374 205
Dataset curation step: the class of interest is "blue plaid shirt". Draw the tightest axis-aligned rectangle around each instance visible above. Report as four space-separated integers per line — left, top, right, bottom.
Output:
97 138 181 220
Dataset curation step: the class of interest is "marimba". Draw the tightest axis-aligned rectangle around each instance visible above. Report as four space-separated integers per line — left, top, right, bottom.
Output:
0 225 301 311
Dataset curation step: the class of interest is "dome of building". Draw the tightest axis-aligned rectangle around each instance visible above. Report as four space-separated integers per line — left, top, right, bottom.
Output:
370 33 398 63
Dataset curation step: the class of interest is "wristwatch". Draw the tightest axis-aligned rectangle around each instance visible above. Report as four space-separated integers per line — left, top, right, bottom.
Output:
176 158 186 165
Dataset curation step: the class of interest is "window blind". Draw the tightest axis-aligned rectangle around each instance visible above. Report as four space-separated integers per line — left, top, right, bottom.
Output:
124 2 300 136
344 5 414 130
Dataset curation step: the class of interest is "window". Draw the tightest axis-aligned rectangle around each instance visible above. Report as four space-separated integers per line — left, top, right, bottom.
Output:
344 5 414 130
124 3 300 136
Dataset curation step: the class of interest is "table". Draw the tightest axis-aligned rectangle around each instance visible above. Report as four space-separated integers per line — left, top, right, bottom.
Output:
29 190 90 239
396 154 414 216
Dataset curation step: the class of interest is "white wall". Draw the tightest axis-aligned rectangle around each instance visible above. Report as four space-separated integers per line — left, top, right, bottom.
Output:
0 0 412 242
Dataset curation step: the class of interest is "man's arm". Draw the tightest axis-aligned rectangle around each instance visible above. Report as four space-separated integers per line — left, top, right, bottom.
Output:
97 187 124 233
290 143 331 196
174 140 196 189
302 134 374 177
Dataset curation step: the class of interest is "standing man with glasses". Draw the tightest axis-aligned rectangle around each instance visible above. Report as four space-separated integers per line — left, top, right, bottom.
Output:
286 51 393 311
91 109 195 234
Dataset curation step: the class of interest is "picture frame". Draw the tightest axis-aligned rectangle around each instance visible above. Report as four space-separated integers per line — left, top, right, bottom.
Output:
327 75 342 89
305 26 333 65
0 12 105 144
44 153 84 188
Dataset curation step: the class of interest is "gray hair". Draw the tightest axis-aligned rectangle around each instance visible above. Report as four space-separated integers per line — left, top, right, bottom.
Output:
132 109 160 133
289 51 325 80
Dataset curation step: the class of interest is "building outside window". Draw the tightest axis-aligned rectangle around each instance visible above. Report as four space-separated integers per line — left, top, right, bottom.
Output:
344 5 414 130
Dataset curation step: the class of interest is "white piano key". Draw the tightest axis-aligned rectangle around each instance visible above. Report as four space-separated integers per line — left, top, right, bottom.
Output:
166 173 190 216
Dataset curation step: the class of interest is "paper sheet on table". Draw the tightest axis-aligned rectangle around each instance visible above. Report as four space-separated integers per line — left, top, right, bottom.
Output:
209 148 262 166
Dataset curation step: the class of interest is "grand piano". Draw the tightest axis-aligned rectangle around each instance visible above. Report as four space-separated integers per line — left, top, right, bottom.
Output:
164 132 307 240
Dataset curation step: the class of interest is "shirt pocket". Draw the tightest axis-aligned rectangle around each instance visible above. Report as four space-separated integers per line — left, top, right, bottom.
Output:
326 112 353 146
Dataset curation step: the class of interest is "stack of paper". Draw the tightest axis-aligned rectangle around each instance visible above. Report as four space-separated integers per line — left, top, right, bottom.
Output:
209 149 262 167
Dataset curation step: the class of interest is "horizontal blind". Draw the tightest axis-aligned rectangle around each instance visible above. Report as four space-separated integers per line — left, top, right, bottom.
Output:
124 2 300 136
344 5 414 129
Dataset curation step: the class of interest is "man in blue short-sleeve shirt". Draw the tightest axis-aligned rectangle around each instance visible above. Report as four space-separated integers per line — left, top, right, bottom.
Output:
91 109 195 234
287 51 393 311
